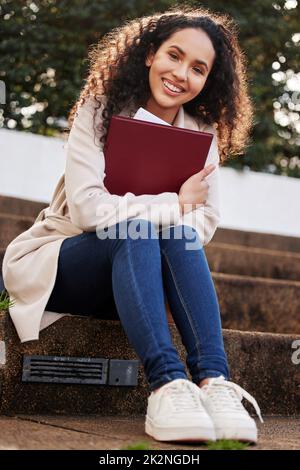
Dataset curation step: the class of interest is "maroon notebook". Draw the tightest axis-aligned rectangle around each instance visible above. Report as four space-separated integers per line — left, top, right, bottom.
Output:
103 115 213 196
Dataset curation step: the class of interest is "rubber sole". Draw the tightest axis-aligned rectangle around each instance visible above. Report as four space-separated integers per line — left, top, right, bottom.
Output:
215 426 257 443
145 416 216 442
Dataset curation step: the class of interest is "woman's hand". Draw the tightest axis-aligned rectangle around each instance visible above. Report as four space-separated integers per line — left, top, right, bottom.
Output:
178 164 216 215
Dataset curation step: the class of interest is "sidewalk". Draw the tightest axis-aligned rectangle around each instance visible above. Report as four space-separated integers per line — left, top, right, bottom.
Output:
0 415 299 450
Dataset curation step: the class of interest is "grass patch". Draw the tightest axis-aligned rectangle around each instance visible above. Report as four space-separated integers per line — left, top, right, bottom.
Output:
120 439 249 451
0 290 15 312
120 441 153 450
207 439 249 450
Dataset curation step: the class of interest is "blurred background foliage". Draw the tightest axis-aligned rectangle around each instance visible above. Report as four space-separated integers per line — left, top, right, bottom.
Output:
0 0 299 176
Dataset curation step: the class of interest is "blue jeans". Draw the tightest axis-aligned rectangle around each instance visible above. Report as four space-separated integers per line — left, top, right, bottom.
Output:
45 219 230 391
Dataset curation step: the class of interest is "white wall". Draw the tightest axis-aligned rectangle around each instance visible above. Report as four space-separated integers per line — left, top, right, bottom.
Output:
1 128 299 237
0 128 66 203
219 167 300 237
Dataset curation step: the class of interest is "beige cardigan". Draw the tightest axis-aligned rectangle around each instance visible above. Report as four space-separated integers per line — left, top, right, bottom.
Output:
2 97 221 343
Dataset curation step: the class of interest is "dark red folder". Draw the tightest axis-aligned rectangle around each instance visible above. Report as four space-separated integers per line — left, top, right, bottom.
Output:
103 115 213 196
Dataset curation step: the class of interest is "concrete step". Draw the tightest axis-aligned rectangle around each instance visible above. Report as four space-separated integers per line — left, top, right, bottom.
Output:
212 227 300 253
212 272 300 334
0 213 34 247
0 415 299 450
0 196 47 219
0 312 299 416
206 242 300 281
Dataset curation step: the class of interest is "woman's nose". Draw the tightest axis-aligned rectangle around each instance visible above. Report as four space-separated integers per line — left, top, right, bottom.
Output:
172 66 188 82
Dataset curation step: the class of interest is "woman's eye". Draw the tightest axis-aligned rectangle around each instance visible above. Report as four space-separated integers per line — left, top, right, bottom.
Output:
169 53 204 75
194 67 204 75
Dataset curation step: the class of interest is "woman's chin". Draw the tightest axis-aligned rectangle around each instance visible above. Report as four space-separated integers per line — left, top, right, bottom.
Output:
154 93 180 108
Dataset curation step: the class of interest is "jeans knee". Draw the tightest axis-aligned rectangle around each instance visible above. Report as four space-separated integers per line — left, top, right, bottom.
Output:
160 224 203 252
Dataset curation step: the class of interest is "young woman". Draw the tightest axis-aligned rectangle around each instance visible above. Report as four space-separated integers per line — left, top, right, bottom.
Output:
2 4 263 444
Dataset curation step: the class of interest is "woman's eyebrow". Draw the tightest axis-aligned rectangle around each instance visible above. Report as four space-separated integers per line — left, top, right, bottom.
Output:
168 45 208 70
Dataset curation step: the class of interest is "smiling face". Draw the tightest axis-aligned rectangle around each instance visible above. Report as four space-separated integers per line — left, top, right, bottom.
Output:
145 27 216 125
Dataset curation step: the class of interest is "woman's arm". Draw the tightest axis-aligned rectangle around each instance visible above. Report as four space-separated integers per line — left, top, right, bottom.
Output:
65 97 181 232
175 127 221 246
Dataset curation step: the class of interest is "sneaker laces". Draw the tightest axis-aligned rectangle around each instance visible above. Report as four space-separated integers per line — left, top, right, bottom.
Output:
201 376 264 423
162 379 204 412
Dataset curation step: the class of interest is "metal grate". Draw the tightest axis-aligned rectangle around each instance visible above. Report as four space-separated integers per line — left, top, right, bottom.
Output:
22 355 108 385
22 355 140 386
108 359 139 386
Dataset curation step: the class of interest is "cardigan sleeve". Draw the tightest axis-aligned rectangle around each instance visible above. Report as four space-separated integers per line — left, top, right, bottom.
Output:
65 97 181 233
174 124 221 247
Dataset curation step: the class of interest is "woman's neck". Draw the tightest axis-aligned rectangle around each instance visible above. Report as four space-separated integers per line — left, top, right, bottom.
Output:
144 98 179 125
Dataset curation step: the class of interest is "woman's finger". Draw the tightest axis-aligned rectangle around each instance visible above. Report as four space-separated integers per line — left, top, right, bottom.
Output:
197 164 215 180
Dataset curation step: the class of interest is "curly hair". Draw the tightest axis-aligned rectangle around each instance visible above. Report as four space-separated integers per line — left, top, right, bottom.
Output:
67 3 254 164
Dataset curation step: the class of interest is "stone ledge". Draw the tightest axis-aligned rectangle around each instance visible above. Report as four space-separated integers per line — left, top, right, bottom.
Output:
206 242 300 281
212 272 300 334
0 312 299 416
212 227 300 253
0 196 47 219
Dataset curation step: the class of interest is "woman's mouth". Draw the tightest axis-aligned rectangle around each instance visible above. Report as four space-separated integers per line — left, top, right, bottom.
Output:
161 78 185 96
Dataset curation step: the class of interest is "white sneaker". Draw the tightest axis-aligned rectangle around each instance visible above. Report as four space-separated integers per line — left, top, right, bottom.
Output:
200 375 264 443
145 378 216 442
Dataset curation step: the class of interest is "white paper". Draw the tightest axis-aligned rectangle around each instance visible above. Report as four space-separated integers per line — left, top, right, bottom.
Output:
133 107 171 126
